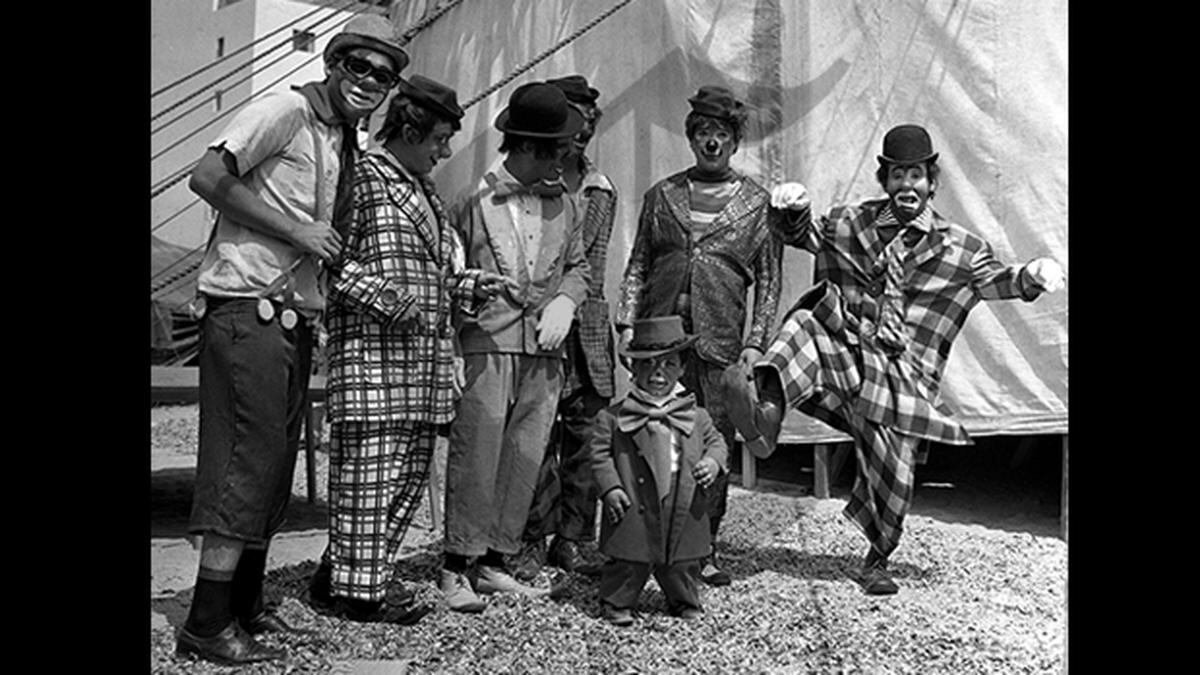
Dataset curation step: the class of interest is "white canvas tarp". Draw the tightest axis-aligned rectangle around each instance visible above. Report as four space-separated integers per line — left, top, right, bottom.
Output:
392 0 1067 442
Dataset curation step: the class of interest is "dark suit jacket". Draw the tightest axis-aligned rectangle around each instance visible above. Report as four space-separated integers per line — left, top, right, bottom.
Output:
589 399 728 565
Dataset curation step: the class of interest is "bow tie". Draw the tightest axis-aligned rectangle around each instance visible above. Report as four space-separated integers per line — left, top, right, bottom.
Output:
492 179 566 199
618 394 696 436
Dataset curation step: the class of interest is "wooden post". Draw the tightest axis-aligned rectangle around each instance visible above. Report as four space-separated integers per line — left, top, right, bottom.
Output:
741 442 757 489
303 401 319 504
814 444 831 498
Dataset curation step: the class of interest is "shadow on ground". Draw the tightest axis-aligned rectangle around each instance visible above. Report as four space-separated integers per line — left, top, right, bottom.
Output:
150 466 330 539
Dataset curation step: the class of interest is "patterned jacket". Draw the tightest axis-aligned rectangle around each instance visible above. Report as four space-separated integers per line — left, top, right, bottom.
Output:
325 148 481 425
450 168 590 357
564 162 617 398
770 198 1045 443
588 397 728 565
616 170 783 366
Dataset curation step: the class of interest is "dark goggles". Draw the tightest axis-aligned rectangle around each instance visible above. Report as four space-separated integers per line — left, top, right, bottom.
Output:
339 55 400 89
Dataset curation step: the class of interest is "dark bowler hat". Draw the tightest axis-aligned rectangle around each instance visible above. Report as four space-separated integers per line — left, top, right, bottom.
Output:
398 75 463 120
687 85 743 121
324 14 409 73
547 75 600 105
620 316 698 360
494 82 585 139
877 124 939 165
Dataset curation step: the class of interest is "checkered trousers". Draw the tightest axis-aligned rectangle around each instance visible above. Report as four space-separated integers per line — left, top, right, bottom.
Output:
326 420 437 602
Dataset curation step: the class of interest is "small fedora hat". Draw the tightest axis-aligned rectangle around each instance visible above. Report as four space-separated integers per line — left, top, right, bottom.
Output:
398 75 464 120
324 14 409 73
546 75 600 105
877 124 939 165
494 82 585 139
620 316 698 360
687 85 743 122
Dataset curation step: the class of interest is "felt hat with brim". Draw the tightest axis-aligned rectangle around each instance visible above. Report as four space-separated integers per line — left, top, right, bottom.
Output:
494 82 585 139
877 124 939 165
547 75 600 105
398 75 463 120
324 14 409 73
620 316 698 360
687 85 743 122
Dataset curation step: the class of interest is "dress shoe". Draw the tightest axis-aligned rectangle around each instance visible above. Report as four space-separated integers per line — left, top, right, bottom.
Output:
385 581 417 608
328 597 433 625
510 538 545 582
602 604 634 627
675 607 705 621
440 569 486 613
548 536 602 575
699 556 732 587
475 564 550 596
860 566 899 595
240 609 316 636
176 622 285 666
720 367 783 459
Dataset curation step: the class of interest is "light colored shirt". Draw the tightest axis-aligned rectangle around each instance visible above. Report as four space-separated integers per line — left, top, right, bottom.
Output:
494 163 544 278
629 382 688 474
196 89 345 310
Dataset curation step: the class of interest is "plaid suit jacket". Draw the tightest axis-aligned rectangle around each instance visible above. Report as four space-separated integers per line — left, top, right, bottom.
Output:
564 164 617 398
769 198 1044 442
616 170 783 366
325 149 480 424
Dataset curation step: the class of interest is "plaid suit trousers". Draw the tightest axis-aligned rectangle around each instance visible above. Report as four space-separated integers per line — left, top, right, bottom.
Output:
326 420 437 602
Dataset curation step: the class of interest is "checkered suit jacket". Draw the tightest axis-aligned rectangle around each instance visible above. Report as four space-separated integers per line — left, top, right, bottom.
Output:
769 198 1045 443
325 149 481 424
616 170 783 366
565 164 617 398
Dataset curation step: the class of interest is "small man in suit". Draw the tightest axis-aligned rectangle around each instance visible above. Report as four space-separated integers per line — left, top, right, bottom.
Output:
589 316 729 626
727 123 1065 595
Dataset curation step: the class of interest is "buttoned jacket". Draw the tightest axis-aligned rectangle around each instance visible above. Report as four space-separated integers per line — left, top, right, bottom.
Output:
589 399 728 565
325 149 479 424
771 198 1044 442
449 168 591 357
616 170 782 366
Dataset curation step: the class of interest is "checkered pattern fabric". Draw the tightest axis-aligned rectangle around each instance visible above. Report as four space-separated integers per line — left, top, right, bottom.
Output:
762 198 1046 553
327 420 437 602
566 164 618 399
326 149 481 424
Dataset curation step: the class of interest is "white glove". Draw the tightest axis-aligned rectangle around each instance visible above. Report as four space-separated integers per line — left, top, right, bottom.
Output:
537 294 577 350
1025 258 1065 293
770 182 811 211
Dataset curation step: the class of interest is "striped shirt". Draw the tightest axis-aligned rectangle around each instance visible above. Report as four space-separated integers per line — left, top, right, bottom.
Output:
688 177 741 231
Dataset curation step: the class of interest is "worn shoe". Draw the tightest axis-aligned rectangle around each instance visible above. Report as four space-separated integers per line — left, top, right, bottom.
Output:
240 609 315 636
440 569 486 613
510 538 545 582
721 367 783 459
699 557 732 587
860 566 899 595
475 564 550 596
176 622 285 666
327 597 433 625
675 607 705 621
601 604 634 627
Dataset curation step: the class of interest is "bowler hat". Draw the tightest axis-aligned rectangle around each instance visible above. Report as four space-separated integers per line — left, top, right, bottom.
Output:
547 75 600 105
687 85 743 122
398 75 463 120
324 14 409 73
620 316 698 360
494 82 585 139
877 124 939 165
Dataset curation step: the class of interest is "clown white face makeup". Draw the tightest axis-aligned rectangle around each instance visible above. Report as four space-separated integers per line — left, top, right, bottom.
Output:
688 118 738 175
884 163 935 222
328 48 397 121
631 353 685 399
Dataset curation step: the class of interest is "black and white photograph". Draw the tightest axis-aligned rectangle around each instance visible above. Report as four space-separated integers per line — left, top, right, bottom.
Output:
150 1 1068 672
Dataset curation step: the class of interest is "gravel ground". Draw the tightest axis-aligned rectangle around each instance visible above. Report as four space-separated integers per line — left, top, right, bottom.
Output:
150 405 1066 674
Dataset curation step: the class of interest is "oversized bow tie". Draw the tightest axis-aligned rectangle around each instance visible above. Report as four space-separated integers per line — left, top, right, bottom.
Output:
492 178 566 199
617 394 696 436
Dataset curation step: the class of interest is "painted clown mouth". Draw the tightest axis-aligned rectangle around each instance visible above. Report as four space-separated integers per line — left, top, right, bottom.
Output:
894 193 921 208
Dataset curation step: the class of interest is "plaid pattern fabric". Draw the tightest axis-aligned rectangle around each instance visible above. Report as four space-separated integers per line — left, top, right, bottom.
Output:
617 170 782 364
763 198 1047 552
566 164 618 398
327 420 437 602
326 149 480 424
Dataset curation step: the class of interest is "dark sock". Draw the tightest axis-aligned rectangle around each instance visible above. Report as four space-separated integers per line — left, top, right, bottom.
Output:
232 546 268 620
478 549 506 569
444 553 470 573
185 571 235 637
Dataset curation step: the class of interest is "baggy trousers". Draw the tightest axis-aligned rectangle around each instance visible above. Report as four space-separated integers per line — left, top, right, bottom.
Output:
444 353 564 556
190 297 313 544
598 558 703 614
680 358 734 542
326 420 437 602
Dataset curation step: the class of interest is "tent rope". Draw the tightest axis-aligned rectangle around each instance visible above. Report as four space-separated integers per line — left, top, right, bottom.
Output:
461 0 640 110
